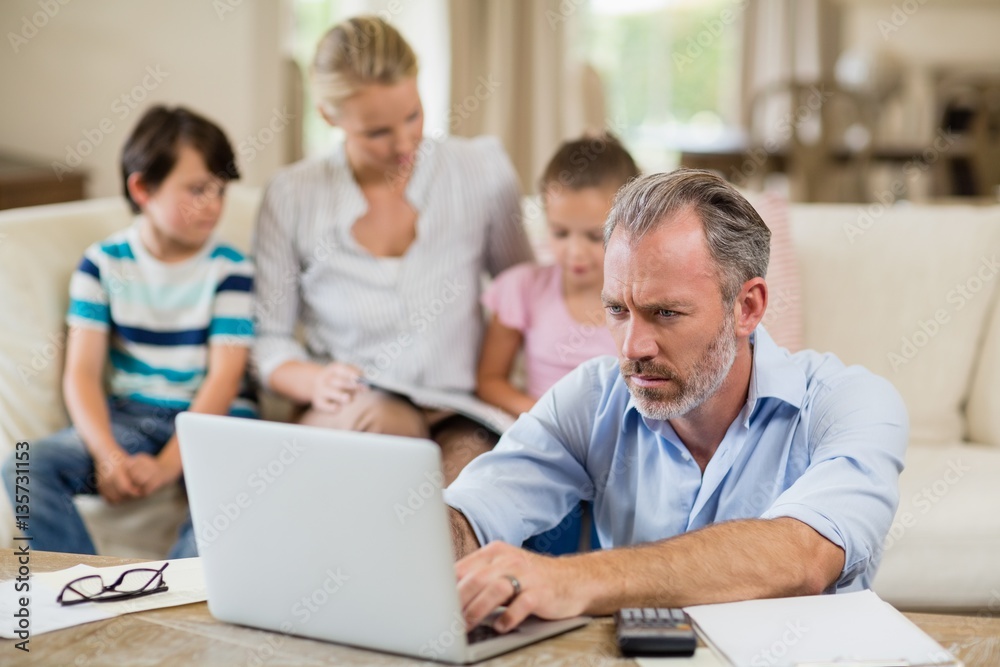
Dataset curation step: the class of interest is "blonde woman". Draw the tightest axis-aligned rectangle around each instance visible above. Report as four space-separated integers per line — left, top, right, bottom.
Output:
253 16 532 483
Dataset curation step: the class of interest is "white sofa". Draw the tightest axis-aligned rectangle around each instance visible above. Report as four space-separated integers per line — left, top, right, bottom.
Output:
1 188 998 611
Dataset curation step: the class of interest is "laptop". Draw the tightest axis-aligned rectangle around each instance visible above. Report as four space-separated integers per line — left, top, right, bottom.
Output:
175 412 589 663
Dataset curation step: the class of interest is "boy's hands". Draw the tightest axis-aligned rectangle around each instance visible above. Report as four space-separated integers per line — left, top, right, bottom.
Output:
127 453 180 496
311 362 366 413
94 451 141 504
94 448 182 503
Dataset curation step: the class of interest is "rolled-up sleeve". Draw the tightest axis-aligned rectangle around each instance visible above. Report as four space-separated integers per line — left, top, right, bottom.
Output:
760 371 909 589
443 361 602 547
251 177 310 387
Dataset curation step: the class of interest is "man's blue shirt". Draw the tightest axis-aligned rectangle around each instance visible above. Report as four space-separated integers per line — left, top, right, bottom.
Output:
444 327 908 591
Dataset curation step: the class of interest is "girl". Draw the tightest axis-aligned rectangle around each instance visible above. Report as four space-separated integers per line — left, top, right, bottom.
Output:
477 135 640 415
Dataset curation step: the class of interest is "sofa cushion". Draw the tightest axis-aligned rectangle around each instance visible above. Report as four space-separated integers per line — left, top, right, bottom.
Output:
966 288 1000 447
77 486 189 559
790 204 1000 446
873 442 1000 610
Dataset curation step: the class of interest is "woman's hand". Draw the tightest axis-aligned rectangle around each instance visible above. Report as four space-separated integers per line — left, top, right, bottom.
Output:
311 362 366 413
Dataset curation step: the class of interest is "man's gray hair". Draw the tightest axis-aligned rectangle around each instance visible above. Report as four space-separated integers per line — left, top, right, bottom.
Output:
604 169 771 305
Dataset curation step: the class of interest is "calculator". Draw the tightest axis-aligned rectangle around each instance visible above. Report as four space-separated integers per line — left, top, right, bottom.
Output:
615 607 698 657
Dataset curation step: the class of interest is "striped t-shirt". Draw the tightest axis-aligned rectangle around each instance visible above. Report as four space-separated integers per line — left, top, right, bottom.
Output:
67 223 256 416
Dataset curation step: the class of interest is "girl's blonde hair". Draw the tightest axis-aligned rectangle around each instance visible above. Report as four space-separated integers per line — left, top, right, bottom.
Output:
311 16 419 118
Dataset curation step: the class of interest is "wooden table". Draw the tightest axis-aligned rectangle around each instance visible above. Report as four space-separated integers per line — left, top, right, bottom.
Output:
4 550 1000 666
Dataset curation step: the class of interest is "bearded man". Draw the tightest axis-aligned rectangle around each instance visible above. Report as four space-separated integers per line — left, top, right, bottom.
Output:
444 169 908 634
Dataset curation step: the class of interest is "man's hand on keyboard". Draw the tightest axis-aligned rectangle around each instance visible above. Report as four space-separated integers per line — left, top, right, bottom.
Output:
455 541 587 633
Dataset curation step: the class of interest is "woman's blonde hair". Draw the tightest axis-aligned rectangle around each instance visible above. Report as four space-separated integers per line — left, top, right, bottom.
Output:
311 16 418 118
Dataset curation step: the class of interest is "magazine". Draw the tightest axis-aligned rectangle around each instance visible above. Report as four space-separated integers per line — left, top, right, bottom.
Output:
361 376 517 435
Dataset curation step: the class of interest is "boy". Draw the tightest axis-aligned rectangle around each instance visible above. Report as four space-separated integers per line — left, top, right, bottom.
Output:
1 106 255 558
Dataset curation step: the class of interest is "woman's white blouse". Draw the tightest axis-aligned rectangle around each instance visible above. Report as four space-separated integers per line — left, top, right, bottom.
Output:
252 136 533 392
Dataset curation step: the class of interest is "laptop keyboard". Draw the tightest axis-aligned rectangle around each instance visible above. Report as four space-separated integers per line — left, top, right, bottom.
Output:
467 624 506 644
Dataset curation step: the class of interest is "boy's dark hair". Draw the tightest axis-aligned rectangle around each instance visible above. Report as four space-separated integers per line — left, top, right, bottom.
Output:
538 133 640 195
120 105 239 214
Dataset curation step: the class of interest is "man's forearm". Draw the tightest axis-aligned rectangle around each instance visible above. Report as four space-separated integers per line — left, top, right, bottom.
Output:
448 508 480 560
568 518 845 615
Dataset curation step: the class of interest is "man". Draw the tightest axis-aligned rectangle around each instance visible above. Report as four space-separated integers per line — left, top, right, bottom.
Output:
444 169 908 634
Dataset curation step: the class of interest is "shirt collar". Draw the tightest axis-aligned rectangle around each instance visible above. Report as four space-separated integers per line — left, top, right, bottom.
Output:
621 325 808 432
744 326 808 421
329 136 437 213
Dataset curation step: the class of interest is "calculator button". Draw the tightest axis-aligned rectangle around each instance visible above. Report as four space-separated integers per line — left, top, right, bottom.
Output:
643 608 657 621
671 609 686 622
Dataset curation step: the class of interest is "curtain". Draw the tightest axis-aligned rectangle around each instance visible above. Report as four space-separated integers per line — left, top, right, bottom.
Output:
449 0 599 193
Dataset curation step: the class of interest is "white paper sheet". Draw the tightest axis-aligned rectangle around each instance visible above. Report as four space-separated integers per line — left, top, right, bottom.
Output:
684 590 959 667
0 558 207 639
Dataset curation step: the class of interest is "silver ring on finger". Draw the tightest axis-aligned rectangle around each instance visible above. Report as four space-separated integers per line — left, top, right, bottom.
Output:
503 574 521 605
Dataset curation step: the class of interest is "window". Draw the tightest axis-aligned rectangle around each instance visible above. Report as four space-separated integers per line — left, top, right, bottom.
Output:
292 0 344 158
579 0 742 171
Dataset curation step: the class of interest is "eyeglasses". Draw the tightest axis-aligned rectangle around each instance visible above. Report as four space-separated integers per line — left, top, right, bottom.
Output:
56 563 169 606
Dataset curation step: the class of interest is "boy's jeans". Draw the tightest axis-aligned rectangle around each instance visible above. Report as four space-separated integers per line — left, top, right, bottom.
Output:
1 398 197 558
